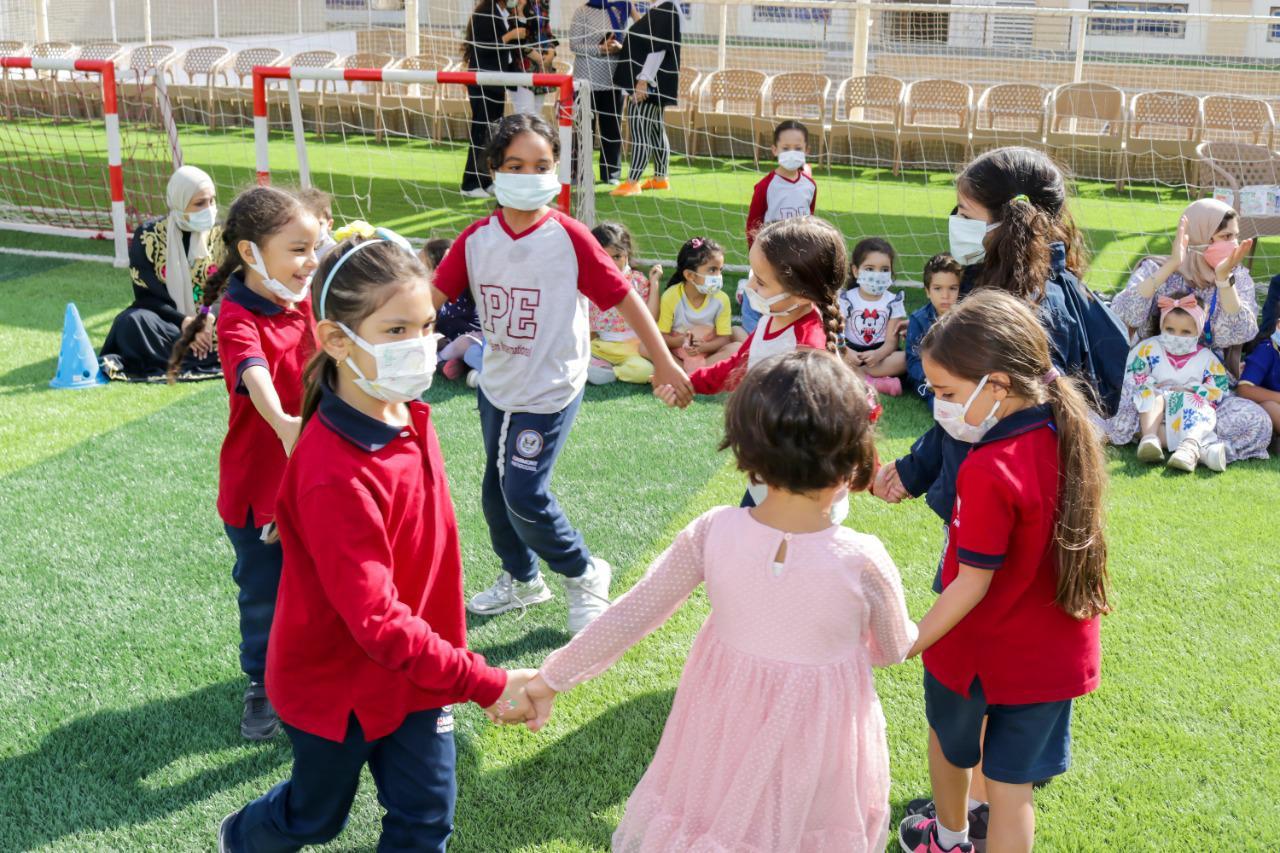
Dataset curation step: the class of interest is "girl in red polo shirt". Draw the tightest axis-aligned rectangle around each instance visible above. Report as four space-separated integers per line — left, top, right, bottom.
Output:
218 234 537 853
898 290 1110 853
168 185 320 742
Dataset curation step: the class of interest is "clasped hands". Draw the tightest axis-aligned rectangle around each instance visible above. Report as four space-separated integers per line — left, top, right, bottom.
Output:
484 669 557 731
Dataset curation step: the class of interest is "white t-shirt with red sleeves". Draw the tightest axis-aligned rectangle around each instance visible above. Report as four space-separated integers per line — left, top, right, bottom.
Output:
746 169 818 245
433 209 631 414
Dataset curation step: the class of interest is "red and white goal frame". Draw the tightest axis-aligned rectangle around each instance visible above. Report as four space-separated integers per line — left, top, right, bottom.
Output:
251 66 579 215
0 57 130 266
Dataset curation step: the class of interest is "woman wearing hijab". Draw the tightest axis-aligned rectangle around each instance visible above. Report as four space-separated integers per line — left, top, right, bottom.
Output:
610 0 681 197
100 166 223 381
1104 197 1272 461
570 0 632 184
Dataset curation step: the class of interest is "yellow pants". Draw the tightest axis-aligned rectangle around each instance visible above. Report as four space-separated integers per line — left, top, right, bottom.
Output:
591 338 654 384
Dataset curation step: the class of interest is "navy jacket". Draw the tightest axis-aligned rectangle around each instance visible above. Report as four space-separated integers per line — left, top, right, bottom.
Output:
898 242 1085 523
904 302 937 402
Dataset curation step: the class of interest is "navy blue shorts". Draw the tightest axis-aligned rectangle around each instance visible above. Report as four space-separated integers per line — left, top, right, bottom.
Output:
924 671 1073 785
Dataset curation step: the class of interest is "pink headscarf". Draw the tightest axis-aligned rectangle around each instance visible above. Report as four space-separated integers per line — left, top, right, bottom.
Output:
1155 198 1235 289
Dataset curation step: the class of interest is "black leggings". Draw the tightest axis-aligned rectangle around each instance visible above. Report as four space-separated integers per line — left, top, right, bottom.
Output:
593 87 624 182
462 85 506 192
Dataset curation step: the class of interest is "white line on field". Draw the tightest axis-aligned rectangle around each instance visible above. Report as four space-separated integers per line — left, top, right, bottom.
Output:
0 247 116 265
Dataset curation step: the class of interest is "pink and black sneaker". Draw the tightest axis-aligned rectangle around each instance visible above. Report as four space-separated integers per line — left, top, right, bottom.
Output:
899 815 975 853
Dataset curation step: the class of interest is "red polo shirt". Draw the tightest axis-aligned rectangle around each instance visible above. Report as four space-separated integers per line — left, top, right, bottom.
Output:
923 405 1101 705
215 277 315 528
266 382 507 742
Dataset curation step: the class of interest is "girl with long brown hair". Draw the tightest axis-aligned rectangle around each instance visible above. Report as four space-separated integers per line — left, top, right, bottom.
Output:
899 290 1109 853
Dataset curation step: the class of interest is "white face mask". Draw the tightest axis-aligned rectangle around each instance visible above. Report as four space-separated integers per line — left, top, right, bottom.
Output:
247 242 310 305
932 374 1000 443
948 215 999 266
777 150 806 172
338 322 439 403
621 263 633 277
180 205 217 232
493 171 560 211
1159 332 1200 356
857 269 893 296
744 278 802 318
696 273 723 295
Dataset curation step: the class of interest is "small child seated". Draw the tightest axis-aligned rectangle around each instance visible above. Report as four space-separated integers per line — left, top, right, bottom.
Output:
905 253 963 403
421 237 483 387
1237 320 1280 455
658 237 735 373
739 119 818 340
587 222 663 385
840 237 906 396
1129 293 1231 472
296 187 336 260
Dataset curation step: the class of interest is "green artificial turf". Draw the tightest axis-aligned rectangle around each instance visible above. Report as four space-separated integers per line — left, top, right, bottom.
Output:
2 152 1279 850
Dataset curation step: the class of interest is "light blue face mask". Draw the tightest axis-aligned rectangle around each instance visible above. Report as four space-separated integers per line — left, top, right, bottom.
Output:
857 269 893 296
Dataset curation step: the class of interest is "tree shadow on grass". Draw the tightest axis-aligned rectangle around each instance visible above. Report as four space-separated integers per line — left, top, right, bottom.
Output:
451 689 675 852
0 680 289 851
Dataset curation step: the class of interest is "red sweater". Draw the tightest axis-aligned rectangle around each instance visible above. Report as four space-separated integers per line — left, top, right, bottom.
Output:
266 383 507 742
690 308 827 394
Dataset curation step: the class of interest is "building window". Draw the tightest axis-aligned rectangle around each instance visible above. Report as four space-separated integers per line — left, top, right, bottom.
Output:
1087 2 1188 39
882 9 950 43
1270 7 1280 42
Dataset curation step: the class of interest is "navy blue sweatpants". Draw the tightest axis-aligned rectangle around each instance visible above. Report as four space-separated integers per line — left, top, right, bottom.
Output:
225 511 283 684
477 389 592 583
227 709 457 852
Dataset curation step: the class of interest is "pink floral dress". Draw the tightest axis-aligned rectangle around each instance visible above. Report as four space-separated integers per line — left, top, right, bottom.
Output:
541 506 918 852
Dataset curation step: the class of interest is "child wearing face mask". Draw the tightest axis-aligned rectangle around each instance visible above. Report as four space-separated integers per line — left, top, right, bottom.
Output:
218 233 540 853
168 186 320 741
432 113 693 635
420 237 485 388
297 187 336 260
899 290 1109 853
657 236 735 372
587 221 664 385
1127 293 1231 471
840 237 907 396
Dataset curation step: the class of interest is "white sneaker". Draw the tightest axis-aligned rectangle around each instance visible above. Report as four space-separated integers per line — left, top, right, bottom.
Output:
460 187 492 200
562 558 612 634
1166 439 1200 472
1201 441 1227 472
466 571 553 616
1135 434 1164 463
465 369 480 389
587 363 617 385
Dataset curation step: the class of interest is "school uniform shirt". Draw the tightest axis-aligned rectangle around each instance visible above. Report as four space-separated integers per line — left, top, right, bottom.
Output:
267 383 508 742
433 210 631 414
215 276 316 528
690 307 826 395
840 287 905 349
1240 336 1280 392
746 169 817 247
658 284 732 336
922 405 1102 706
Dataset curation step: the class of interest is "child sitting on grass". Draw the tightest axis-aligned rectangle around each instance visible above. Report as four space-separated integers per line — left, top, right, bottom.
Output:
297 187 336 260
421 237 484 388
587 221 664 385
840 237 906 396
906 253 963 403
657 236 735 373
1237 319 1280 455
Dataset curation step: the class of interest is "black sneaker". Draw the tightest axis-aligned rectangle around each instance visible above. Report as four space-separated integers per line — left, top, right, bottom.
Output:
217 810 238 852
898 814 975 853
241 682 280 741
901 799 988 852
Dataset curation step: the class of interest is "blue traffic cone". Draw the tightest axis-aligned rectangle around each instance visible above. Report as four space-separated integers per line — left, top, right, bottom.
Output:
50 302 109 390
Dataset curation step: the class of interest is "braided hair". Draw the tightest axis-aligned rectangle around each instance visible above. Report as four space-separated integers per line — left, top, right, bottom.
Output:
753 217 848 354
166 186 306 381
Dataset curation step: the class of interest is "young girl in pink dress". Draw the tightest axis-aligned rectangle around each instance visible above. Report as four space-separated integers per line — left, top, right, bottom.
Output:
517 349 918 852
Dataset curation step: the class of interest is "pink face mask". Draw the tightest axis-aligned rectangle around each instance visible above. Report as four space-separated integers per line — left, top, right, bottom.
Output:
1202 239 1238 271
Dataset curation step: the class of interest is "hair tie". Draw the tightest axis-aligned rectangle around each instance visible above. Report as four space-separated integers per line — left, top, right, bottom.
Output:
1041 367 1060 385
1010 193 1031 205
689 237 704 249
198 305 211 316
318 227 415 320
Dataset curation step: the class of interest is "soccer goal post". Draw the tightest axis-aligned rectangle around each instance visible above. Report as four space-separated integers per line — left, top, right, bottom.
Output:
250 64 594 225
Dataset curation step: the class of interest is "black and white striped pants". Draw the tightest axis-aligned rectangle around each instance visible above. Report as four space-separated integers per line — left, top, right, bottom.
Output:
626 97 670 182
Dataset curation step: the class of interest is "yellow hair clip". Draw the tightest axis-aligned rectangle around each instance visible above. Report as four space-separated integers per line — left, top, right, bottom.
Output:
332 220 376 242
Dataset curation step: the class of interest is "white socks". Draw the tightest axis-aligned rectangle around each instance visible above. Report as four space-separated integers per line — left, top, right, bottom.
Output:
936 820 969 849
